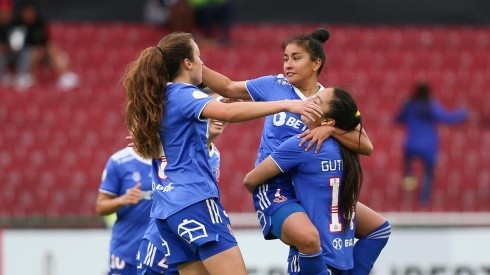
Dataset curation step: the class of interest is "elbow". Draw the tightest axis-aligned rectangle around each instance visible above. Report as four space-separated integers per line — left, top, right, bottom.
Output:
364 144 374 156
95 205 104 216
243 173 255 193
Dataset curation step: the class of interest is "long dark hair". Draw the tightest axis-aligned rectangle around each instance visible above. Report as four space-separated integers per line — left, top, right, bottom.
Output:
327 87 363 223
123 32 194 158
282 28 330 75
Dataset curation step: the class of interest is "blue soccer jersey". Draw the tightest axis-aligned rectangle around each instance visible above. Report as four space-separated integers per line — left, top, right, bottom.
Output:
140 144 222 273
99 147 153 266
245 75 324 228
271 137 355 270
151 82 218 219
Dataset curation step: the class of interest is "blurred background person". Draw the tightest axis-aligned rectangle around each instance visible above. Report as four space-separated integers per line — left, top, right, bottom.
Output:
10 1 79 91
188 0 232 46
95 146 153 275
396 82 469 204
0 0 14 86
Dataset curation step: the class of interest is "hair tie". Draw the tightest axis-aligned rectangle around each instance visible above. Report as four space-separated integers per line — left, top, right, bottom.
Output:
156 47 164 56
355 110 361 117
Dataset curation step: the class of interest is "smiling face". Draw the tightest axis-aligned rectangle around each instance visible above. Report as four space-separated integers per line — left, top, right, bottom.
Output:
283 43 321 88
301 87 335 129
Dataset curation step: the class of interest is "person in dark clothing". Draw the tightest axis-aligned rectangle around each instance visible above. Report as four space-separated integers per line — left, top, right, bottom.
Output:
9 2 79 91
396 82 468 203
0 0 15 86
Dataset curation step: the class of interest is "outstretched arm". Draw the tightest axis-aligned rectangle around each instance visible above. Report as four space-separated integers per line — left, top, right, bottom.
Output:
202 99 322 123
243 157 282 193
298 124 373 155
202 66 251 100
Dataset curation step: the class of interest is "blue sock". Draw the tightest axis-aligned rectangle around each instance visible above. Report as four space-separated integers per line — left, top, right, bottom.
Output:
298 249 328 275
348 221 391 275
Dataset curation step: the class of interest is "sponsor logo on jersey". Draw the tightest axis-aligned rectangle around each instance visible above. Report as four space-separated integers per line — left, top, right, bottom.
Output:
272 112 308 132
155 183 174 192
332 238 343 250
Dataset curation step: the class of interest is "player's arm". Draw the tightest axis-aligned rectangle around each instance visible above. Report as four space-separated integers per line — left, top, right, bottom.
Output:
202 65 251 100
95 183 142 215
298 124 373 156
243 157 282 193
202 99 322 123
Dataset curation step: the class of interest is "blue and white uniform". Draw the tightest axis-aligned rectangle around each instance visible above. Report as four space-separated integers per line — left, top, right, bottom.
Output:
150 82 236 266
246 74 323 238
270 137 356 273
137 144 221 274
99 147 153 275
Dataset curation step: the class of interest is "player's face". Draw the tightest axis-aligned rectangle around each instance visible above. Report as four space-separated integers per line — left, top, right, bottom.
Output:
283 43 320 87
208 94 228 141
301 87 334 129
189 40 203 85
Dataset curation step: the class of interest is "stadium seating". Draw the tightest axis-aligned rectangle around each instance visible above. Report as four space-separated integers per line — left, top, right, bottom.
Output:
1 23 489 225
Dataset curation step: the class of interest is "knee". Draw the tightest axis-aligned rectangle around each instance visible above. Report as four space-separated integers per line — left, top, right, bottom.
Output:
294 227 321 254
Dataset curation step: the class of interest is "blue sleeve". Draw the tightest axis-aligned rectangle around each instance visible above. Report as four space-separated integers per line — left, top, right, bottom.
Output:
177 86 213 120
245 75 277 102
431 101 468 124
270 137 305 173
99 158 121 196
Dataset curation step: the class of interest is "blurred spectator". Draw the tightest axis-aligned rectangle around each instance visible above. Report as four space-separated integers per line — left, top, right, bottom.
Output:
0 0 14 86
143 0 194 33
395 82 469 204
9 2 79 91
188 0 232 45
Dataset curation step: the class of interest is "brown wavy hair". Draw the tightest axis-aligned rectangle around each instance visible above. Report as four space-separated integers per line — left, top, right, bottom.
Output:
327 88 364 223
122 32 194 158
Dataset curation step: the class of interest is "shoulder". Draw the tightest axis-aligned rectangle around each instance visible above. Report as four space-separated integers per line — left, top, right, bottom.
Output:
170 83 209 100
110 147 151 165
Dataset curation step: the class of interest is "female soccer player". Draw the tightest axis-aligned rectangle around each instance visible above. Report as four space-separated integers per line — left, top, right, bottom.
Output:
95 146 153 275
122 32 322 275
202 28 390 274
244 87 363 274
136 89 228 275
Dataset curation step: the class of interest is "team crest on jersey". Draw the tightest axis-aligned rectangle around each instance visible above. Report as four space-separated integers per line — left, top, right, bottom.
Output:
132 172 141 182
178 219 208 244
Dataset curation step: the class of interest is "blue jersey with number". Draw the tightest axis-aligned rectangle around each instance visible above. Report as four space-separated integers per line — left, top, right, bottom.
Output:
246 75 323 217
271 137 355 270
142 144 221 272
99 147 153 265
151 83 218 219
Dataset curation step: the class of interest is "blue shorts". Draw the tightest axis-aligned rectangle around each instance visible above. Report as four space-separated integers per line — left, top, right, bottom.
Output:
287 251 350 275
155 198 238 265
107 254 136 275
253 177 301 239
269 202 306 239
136 239 179 275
